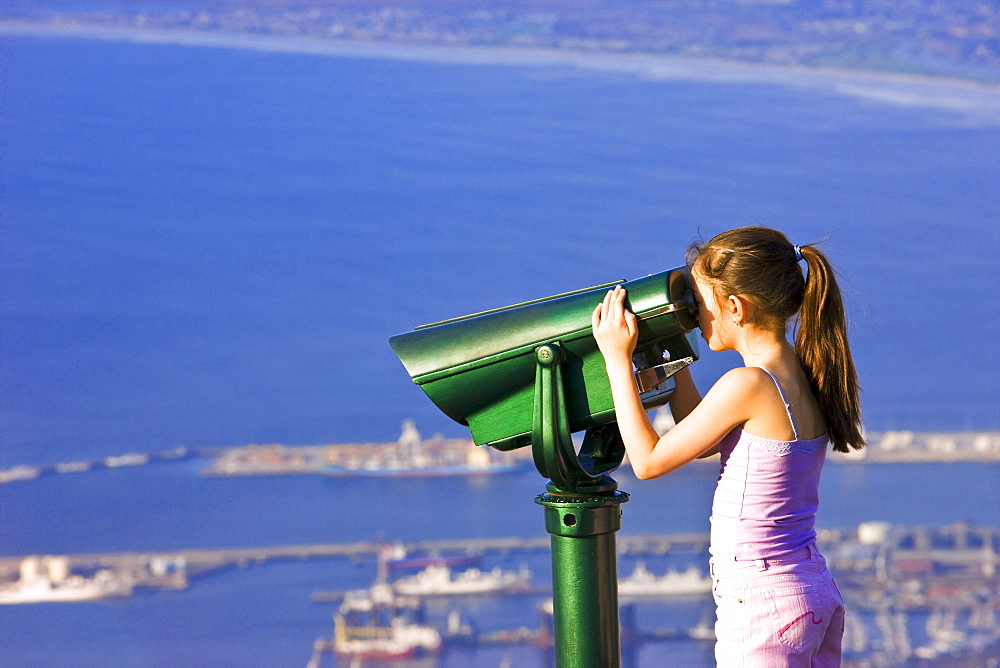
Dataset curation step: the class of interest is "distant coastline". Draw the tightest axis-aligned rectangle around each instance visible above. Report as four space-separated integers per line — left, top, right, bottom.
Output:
4 20 1000 120
2 429 997 483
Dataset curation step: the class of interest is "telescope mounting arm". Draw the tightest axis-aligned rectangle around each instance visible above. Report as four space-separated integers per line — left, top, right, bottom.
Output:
531 342 624 495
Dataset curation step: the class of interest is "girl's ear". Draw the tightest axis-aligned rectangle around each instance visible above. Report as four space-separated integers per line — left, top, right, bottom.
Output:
728 295 748 326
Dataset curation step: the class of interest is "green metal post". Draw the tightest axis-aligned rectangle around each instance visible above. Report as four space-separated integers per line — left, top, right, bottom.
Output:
536 490 628 668
531 343 629 667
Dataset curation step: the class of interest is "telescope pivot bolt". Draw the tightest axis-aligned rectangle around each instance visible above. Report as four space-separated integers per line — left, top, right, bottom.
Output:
536 344 559 364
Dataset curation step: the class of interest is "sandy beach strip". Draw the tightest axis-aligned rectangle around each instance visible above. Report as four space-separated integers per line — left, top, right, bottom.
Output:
3 20 1000 120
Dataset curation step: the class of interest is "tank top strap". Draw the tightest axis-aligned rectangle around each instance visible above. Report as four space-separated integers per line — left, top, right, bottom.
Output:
756 366 799 440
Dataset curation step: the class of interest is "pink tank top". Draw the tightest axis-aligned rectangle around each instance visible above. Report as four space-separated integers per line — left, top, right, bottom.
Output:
709 368 829 560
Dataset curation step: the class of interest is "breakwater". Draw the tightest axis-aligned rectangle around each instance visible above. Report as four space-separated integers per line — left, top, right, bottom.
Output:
2 523 996 602
3 428 998 485
0 445 214 484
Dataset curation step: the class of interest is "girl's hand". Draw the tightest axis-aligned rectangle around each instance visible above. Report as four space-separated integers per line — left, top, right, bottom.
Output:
592 286 638 366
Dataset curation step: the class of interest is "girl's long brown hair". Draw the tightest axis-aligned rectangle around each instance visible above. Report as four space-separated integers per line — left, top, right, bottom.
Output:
688 226 864 452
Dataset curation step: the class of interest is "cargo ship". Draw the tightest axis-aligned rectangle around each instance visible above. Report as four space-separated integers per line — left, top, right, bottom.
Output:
332 582 441 660
319 419 530 478
0 557 132 605
393 564 532 596
616 562 712 597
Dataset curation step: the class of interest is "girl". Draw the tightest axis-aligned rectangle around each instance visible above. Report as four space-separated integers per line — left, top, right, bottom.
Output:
592 226 863 667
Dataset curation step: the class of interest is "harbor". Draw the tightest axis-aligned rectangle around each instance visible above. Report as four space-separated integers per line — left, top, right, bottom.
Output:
2 418 998 662
2 523 998 664
2 422 998 663
1 421 998 664
313 523 1000 666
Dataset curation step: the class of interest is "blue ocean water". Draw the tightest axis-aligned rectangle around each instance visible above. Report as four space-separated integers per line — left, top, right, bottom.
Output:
1 34 999 666
2 36 999 468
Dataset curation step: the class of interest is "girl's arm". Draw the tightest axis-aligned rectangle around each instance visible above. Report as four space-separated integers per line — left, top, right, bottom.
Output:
668 368 720 459
668 366 700 423
592 287 747 478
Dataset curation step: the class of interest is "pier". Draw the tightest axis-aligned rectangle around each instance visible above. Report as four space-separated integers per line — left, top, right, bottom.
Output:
2 523 996 599
0 537 550 589
1 535 704 586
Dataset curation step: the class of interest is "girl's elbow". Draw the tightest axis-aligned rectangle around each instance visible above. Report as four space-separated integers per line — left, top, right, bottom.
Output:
631 462 663 480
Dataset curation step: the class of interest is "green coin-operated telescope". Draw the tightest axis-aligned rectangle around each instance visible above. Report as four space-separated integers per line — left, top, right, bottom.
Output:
389 266 700 667
389 267 699 492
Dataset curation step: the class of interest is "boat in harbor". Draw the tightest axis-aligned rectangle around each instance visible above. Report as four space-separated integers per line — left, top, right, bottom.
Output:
617 562 712 597
331 582 441 659
393 564 533 596
687 615 717 640
0 557 132 605
0 574 133 605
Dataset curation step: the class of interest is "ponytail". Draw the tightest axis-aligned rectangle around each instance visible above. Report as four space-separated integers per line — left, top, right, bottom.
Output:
690 226 865 453
795 245 865 453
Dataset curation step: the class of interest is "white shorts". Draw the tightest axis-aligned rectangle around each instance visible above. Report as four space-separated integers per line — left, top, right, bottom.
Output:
710 544 845 667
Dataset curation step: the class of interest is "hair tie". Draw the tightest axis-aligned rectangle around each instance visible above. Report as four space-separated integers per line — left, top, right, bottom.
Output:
794 245 804 262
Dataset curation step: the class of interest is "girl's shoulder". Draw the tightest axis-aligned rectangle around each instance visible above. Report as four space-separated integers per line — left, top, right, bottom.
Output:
700 367 771 420
714 366 775 394
707 367 787 419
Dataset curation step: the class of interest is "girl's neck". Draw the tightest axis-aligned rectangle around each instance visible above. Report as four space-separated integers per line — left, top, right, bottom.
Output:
733 326 793 369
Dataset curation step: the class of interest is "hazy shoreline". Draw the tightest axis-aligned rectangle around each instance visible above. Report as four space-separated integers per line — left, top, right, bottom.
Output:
2 430 998 483
4 20 1000 120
